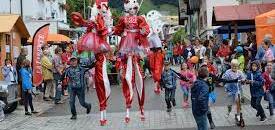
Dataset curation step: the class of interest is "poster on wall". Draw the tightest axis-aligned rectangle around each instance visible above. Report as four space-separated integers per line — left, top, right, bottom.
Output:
5 45 10 52
32 24 50 87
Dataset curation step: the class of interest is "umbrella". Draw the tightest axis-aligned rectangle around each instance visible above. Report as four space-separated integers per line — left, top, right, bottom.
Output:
47 34 71 43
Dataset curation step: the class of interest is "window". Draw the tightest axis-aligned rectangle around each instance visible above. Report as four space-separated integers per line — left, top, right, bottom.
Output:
204 11 207 28
5 34 11 60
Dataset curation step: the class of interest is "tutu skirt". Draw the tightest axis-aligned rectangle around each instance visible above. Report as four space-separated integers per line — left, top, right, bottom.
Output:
77 32 111 54
119 32 149 55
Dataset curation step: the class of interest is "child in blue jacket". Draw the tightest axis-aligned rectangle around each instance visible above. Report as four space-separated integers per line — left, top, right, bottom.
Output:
19 59 38 115
246 61 267 122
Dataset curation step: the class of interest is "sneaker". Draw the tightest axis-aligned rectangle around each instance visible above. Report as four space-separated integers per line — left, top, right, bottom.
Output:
31 111 39 114
70 115 77 120
25 112 32 116
256 113 260 118
86 104 91 114
260 117 267 122
166 108 172 113
210 122 216 129
43 97 51 101
55 101 64 104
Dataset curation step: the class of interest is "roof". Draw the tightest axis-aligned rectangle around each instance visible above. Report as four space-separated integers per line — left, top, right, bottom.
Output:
0 14 30 38
212 3 275 26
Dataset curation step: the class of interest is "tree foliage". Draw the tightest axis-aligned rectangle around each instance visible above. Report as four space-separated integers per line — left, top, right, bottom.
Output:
67 0 91 27
172 27 187 44
151 0 178 6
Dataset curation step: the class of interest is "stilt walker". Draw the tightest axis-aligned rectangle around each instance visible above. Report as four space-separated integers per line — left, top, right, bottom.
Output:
146 11 165 94
113 0 150 123
71 0 112 126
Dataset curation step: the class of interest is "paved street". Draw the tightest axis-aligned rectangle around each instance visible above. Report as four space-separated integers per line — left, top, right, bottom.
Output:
1 67 275 130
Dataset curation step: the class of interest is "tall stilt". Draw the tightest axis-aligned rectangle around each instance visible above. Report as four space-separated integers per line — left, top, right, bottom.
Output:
125 108 130 123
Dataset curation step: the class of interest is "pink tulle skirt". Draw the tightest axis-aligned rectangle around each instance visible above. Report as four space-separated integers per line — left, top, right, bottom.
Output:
119 32 145 55
78 32 111 54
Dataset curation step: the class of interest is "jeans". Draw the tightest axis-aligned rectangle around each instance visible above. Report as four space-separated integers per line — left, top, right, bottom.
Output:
69 88 90 115
193 113 208 130
23 91 34 112
266 92 274 116
165 89 176 109
53 73 62 103
251 96 266 118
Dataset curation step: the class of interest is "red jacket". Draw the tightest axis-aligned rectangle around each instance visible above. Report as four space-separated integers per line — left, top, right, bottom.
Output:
216 45 231 57
173 46 179 56
262 72 273 90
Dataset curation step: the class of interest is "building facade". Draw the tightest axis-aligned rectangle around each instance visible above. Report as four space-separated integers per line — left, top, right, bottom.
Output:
199 0 239 38
0 0 69 36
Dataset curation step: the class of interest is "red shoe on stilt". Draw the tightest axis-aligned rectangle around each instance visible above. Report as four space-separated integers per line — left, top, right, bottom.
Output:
154 87 161 95
140 109 145 121
125 117 130 123
140 114 145 121
100 120 106 126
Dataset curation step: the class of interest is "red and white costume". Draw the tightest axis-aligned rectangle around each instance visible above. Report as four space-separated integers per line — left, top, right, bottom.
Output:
71 0 111 126
146 10 165 94
113 0 150 123
148 33 164 94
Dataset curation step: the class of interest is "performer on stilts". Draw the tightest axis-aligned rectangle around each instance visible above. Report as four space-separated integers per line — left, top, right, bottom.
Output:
146 11 165 94
71 0 112 126
112 0 150 123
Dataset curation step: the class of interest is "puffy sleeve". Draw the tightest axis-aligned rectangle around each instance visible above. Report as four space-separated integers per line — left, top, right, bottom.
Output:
113 17 125 36
96 14 108 36
137 16 150 37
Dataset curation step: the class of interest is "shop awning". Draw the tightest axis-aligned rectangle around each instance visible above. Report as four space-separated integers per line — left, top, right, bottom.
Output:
214 25 255 34
47 34 71 43
212 3 275 26
0 14 30 38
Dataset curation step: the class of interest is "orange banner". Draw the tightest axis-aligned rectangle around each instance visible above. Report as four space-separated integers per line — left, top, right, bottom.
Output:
32 24 50 87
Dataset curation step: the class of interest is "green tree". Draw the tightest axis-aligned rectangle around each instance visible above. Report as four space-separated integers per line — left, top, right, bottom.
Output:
111 9 123 25
67 0 90 27
172 28 187 44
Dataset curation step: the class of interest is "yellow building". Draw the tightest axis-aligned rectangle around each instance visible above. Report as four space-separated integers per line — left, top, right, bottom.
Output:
0 14 30 79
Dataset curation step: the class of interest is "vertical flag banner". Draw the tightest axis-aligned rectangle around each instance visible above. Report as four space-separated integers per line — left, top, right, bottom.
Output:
32 24 50 87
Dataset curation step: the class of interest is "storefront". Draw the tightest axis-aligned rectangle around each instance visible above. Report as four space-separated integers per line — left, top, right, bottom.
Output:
0 14 30 80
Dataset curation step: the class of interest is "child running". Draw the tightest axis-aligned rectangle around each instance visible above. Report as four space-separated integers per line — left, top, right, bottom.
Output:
161 61 189 112
246 61 267 122
262 62 274 119
222 59 246 120
180 62 196 108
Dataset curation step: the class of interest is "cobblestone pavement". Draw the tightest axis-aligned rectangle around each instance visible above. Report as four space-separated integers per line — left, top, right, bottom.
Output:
1 104 275 130
1 66 274 130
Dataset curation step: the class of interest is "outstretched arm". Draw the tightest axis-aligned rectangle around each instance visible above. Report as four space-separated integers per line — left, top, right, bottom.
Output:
171 69 189 82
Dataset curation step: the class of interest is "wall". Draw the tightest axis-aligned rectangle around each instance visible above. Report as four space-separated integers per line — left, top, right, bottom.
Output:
0 26 22 80
0 0 67 23
198 0 239 38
